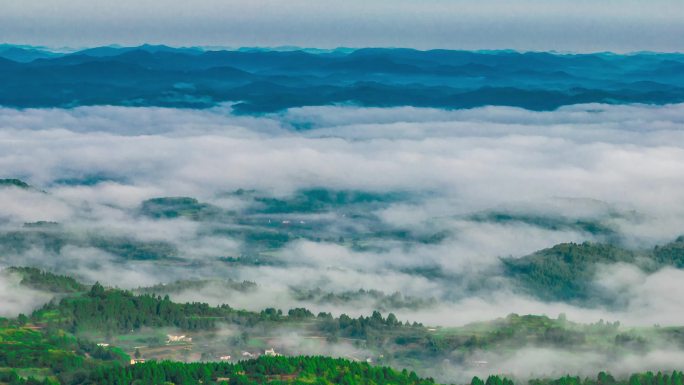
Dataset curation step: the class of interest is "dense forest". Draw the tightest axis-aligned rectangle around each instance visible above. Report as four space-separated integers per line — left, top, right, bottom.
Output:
32 282 418 340
2 268 684 385
0 318 435 385
2 330 683 385
502 242 636 303
16 269 684 359
503 240 684 304
84 356 437 385
3 267 87 294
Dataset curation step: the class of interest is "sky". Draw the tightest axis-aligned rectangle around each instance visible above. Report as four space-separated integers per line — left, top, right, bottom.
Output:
1 0 683 52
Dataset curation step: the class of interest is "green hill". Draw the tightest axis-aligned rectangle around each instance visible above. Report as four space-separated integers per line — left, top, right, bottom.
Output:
2 267 87 293
652 236 684 268
503 237 684 304
0 179 30 189
503 242 635 303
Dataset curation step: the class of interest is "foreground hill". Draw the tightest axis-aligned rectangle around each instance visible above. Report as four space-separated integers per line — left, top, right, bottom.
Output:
1 321 683 385
3 267 684 384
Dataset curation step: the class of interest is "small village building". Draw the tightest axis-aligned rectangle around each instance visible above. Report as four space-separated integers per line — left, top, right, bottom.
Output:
167 334 192 343
264 348 280 357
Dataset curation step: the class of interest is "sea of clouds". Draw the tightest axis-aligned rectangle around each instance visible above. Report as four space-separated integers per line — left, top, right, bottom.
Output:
1 102 684 329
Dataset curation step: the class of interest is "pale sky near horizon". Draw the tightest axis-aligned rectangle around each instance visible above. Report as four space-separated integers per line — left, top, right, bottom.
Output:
1 0 683 52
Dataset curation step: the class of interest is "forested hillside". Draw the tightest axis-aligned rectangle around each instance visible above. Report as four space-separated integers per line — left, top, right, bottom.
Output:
503 240 684 304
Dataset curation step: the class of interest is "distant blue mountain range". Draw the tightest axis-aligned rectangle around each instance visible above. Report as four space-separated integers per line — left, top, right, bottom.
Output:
0 44 683 113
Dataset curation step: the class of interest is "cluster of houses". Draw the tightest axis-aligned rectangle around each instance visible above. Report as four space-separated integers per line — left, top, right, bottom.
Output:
222 348 281 361
264 348 280 357
127 336 283 366
167 334 193 343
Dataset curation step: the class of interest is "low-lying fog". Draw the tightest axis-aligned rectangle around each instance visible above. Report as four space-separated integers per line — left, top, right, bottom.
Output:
1 102 684 331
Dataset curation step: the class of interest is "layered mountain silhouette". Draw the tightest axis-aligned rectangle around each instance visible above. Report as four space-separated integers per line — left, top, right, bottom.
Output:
1 44 683 113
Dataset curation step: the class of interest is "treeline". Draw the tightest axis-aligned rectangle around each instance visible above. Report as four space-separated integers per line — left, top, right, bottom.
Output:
652 236 684 269
0 229 178 262
85 355 435 385
135 279 258 296
5 352 683 385
37 283 244 332
323 310 416 340
526 371 684 385
502 242 635 303
0 178 30 189
503 238 684 304
291 287 436 311
395 314 625 359
34 283 420 340
468 371 684 385
20 270 663 357
4 267 87 293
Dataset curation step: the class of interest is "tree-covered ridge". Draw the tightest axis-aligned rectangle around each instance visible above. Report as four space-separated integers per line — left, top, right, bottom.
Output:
14 268 684 355
138 278 439 312
6 269 684 385
0 179 30 189
290 287 437 312
0 228 179 262
32 283 419 339
86 355 436 385
138 188 405 220
140 188 404 219
31 278 684 370
134 189 442 256
247 188 406 215
503 242 635 303
135 279 258 296
431 314 624 352
139 197 225 221
0 350 436 385
4 346 684 385
525 371 684 385
502 239 684 304
35 283 247 332
652 236 684 268
467 211 619 240
2 267 87 293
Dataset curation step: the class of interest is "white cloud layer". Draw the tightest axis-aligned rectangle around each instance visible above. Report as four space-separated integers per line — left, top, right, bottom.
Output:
1 102 684 329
